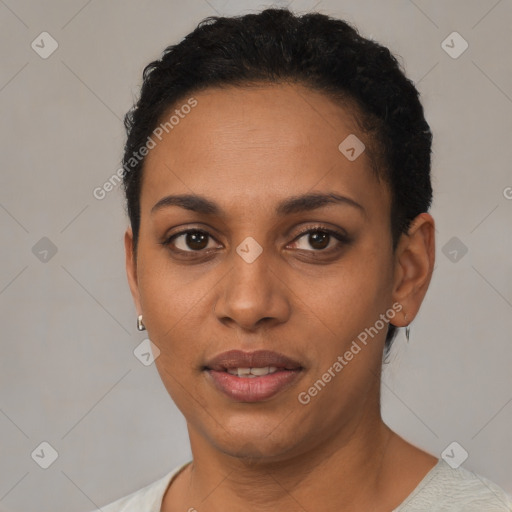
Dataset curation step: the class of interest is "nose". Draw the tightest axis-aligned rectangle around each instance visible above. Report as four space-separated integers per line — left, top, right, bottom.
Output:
213 246 291 333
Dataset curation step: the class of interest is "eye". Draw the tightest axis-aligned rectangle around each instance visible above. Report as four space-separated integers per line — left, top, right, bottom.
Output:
161 225 351 257
289 226 349 252
163 229 220 253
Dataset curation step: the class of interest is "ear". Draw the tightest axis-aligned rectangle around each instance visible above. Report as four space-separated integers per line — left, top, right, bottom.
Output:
124 227 142 316
391 212 435 327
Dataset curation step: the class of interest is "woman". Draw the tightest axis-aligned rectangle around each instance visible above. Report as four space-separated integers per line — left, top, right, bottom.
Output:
98 7 512 512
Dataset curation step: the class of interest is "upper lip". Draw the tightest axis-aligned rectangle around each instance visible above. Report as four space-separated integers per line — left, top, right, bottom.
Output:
204 350 303 371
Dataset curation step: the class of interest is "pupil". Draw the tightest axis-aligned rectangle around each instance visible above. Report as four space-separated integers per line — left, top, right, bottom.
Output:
187 232 208 250
310 231 329 250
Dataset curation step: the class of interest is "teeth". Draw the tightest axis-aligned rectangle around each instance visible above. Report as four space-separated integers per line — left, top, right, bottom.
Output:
226 366 279 377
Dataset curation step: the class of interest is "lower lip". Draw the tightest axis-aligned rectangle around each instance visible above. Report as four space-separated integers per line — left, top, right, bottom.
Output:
205 369 302 402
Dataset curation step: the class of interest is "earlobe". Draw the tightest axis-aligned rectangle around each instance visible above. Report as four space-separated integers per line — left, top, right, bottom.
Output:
391 213 435 327
124 227 142 315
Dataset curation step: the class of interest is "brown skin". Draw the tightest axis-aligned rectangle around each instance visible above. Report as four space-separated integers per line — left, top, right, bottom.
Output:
125 82 437 512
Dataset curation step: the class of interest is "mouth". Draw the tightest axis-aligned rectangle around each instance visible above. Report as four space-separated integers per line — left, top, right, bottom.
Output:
203 350 304 402
203 349 303 372
224 366 285 377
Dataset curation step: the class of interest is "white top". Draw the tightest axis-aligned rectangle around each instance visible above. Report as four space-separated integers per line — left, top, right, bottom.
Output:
96 459 512 511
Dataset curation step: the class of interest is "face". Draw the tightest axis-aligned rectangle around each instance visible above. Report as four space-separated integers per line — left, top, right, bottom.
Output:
125 82 433 464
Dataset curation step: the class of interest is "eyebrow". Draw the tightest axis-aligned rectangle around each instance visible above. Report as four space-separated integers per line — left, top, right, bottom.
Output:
151 192 366 217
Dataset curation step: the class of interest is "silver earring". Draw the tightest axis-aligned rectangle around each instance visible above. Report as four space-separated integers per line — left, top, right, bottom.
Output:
404 313 410 342
137 314 146 331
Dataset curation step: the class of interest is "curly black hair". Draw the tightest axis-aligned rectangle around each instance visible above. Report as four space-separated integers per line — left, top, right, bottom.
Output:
121 7 433 353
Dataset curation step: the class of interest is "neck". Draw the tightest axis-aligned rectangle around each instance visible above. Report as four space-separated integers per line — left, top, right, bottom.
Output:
174 410 401 512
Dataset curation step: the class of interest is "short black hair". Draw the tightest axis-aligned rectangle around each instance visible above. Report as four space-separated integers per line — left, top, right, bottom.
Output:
121 7 433 354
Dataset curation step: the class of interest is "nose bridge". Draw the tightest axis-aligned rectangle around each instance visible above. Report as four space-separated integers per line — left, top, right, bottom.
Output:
215 237 289 330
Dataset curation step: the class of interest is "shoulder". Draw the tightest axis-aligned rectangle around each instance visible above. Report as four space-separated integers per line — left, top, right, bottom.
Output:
92 462 190 512
396 459 512 511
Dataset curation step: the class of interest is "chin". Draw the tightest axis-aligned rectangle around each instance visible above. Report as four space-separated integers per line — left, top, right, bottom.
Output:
206 416 305 463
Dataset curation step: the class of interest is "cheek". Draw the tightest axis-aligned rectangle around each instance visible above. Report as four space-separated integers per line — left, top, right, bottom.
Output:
136 236 212 316
135 249 205 363
294 253 394 412
139 261 208 414
306 246 393 343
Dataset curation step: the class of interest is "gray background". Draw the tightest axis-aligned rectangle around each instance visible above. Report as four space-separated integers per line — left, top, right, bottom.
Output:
0 0 511 511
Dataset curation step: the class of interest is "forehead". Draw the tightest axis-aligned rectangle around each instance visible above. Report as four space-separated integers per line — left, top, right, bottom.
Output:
141 83 389 218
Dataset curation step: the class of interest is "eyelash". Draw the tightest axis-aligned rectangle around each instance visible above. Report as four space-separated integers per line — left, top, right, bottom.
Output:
161 225 351 257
